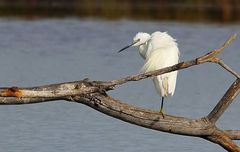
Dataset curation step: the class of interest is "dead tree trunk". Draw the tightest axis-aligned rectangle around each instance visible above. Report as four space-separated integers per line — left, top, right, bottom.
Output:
0 34 239 152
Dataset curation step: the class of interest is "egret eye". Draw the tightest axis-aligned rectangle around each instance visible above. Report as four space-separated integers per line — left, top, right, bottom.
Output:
135 39 140 43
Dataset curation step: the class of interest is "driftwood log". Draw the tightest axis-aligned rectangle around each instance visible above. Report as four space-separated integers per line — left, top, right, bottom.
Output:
0 34 239 152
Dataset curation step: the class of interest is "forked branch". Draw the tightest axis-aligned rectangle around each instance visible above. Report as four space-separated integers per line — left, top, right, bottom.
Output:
207 78 240 123
0 34 239 152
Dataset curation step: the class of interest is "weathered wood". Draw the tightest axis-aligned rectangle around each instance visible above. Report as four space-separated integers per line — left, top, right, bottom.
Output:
204 129 240 152
0 80 101 98
0 34 238 152
71 93 215 136
224 130 240 140
0 97 58 105
207 79 240 123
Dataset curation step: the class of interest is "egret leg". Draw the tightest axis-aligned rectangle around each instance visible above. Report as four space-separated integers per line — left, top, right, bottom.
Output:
160 97 165 117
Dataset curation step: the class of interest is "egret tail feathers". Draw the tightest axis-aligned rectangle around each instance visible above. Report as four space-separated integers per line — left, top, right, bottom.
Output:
162 77 169 97
153 75 169 97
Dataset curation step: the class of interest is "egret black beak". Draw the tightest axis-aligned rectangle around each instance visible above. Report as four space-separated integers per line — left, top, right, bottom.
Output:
117 39 140 53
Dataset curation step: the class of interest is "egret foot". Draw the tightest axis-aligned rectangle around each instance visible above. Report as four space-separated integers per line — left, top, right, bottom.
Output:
159 108 165 118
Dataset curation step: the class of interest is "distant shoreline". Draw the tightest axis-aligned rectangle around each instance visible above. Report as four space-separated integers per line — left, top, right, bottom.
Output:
0 1 239 23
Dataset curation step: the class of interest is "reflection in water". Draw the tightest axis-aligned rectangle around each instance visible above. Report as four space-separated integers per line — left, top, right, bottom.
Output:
0 0 239 22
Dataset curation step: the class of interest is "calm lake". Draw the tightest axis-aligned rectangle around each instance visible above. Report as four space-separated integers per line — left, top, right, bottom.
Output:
0 18 239 152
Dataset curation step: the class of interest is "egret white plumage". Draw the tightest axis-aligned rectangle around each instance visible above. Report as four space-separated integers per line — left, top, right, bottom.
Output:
118 31 180 115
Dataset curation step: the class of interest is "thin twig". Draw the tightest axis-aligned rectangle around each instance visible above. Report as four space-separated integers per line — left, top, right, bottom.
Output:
196 34 237 64
211 57 240 78
216 33 237 55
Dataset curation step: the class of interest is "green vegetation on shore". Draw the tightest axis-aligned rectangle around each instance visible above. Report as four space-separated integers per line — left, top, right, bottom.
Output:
0 0 239 22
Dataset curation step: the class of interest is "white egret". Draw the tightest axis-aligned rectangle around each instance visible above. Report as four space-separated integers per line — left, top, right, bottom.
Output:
118 31 179 115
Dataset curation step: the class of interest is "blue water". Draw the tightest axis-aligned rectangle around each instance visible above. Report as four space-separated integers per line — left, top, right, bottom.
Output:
0 19 239 152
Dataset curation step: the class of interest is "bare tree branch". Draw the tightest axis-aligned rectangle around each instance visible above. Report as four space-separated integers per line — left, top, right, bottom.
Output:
225 130 240 140
196 33 237 64
0 34 239 152
0 96 61 105
0 80 101 98
204 129 240 152
207 79 240 123
212 57 240 78
71 93 214 136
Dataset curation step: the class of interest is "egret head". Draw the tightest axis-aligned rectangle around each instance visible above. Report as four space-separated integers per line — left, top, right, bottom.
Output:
118 32 150 53
132 32 151 46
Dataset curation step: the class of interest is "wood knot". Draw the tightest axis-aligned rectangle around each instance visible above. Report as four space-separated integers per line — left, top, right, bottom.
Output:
74 84 80 89
0 87 24 97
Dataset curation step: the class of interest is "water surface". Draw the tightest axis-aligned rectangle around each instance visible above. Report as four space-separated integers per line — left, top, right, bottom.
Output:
0 19 239 152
